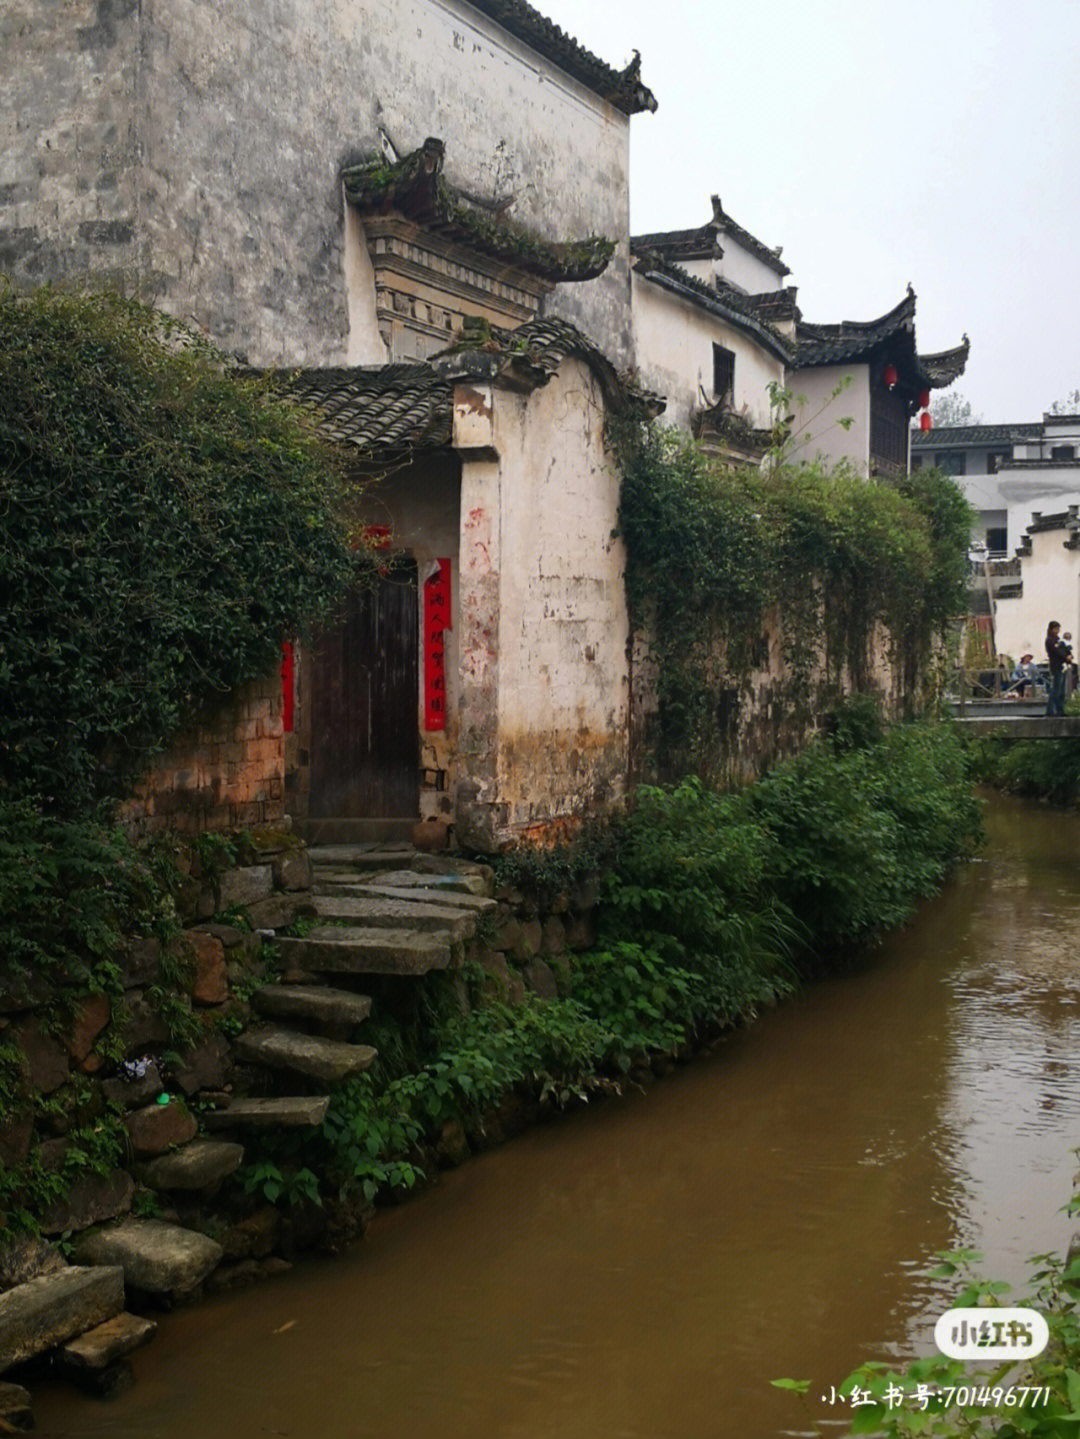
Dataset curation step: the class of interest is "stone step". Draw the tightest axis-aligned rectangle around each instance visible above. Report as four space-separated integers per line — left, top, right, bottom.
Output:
306 844 417 871
60 1312 157 1374
203 1096 330 1130
0 1265 125 1373
313 867 489 897
135 1139 244 1193
252 984 372 1026
73 1219 222 1300
237 1026 377 1084
309 893 475 939
316 880 498 917
296 820 416 845
274 927 452 976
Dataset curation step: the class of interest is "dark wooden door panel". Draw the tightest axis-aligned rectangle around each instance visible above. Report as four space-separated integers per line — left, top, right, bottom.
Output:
310 564 418 818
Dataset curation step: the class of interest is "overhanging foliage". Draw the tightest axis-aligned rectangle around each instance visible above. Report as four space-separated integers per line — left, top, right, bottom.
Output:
613 422 973 776
0 285 372 815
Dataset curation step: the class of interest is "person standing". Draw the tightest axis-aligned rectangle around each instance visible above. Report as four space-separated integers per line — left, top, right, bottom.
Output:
1046 621 1070 715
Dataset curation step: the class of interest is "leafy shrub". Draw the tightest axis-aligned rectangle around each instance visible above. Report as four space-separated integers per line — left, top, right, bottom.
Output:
776 1235 1080 1436
0 284 370 814
749 720 981 951
612 422 974 776
0 797 175 1013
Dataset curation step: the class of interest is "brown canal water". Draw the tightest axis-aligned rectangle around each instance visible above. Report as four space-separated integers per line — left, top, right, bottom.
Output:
34 792 1080 1439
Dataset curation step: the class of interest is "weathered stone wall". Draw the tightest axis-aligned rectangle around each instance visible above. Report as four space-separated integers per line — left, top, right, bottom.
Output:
0 0 141 288
629 606 902 786
120 673 284 838
2 0 635 365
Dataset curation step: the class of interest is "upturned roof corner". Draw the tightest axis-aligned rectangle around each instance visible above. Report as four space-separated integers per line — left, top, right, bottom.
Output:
341 138 616 284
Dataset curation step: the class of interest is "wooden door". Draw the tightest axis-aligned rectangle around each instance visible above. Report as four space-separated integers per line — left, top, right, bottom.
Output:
309 563 419 818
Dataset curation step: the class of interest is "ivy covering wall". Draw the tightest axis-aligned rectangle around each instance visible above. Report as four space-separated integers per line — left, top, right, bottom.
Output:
613 423 973 778
0 285 371 818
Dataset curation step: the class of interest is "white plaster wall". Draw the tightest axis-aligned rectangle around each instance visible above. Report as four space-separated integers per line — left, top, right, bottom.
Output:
717 238 783 296
631 272 783 431
488 360 630 833
7 0 636 363
998 469 1080 545
786 364 871 472
995 528 1080 660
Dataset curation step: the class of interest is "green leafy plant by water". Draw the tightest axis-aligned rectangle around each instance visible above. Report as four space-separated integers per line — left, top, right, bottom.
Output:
775 1236 1080 1436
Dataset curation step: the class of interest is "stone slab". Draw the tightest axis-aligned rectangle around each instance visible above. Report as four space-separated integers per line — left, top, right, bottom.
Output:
318 881 497 916
274 928 451 977
123 1099 198 1158
0 1237 66 1293
0 1265 125 1373
218 864 273 909
40 1168 135 1236
252 984 372 1026
204 1096 330 1129
237 1028 376 1084
60 1312 157 1372
136 1139 244 1192
310 893 473 938
315 866 488 896
73 1219 222 1298
0 1381 32 1431
305 845 416 870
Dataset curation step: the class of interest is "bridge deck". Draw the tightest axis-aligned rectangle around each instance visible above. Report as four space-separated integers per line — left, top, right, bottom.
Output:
951 708 1080 738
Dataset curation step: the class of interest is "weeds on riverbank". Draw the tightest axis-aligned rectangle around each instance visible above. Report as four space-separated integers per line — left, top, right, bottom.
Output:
776 1227 1080 1436
238 711 982 1213
969 726 1080 805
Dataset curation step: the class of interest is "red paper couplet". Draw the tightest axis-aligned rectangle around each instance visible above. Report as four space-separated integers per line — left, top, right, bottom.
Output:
280 641 295 733
424 559 452 731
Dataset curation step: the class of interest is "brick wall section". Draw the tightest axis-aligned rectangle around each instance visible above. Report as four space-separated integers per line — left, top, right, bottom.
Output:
120 673 285 837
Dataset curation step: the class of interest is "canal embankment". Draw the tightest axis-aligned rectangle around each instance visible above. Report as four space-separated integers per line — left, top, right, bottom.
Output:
27 786 1080 1439
1 712 982 1425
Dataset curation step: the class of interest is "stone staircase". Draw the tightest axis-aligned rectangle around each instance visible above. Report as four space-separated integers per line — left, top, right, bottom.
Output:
212 846 497 1134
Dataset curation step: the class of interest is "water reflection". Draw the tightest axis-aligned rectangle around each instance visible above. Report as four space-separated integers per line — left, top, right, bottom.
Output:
33 794 1080 1439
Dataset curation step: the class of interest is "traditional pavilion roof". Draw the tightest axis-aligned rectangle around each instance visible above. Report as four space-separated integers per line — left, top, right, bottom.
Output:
631 253 793 362
792 287 969 392
632 195 789 276
910 423 1044 450
466 2 656 114
342 139 615 284
272 316 662 456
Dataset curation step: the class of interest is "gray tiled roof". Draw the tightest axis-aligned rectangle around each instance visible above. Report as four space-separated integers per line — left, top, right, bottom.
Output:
631 255 793 362
465 1 656 114
342 139 615 283
280 365 454 453
793 288 968 391
632 195 789 275
911 423 1044 449
794 291 917 366
273 317 663 454
999 458 1080 470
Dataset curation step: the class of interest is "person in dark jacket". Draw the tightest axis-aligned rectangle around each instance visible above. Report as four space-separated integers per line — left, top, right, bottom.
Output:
1046 621 1070 715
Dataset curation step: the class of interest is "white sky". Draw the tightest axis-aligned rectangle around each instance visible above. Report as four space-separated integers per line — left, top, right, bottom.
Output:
539 0 1080 422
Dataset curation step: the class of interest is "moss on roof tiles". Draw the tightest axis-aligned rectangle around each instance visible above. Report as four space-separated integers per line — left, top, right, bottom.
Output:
342 139 615 283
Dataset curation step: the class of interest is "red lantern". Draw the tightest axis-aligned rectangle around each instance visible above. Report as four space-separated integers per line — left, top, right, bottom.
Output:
883 363 898 389
919 411 933 432
918 389 931 410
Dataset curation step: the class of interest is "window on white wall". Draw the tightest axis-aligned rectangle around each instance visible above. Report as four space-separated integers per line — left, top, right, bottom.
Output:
713 344 735 404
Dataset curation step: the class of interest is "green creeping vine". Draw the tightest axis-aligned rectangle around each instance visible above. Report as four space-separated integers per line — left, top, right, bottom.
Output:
0 283 374 816
612 422 973 779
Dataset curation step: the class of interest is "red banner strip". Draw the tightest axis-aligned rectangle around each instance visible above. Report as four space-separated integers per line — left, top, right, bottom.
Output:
423 559 451 731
